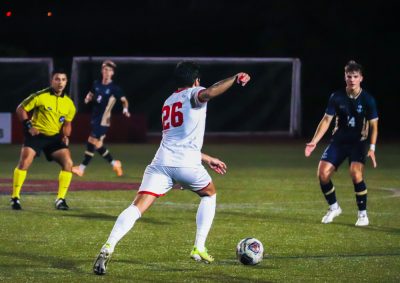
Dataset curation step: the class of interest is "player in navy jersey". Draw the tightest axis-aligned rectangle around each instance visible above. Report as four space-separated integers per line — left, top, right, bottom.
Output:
72 60 131 177
305 60 378 226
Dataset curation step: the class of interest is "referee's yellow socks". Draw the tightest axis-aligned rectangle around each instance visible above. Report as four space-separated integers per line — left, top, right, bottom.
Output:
57 171 72 199
12 168 27 199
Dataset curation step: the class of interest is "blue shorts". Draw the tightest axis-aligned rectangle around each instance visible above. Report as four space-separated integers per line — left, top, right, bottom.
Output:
321 141 368 169
90 124 109 140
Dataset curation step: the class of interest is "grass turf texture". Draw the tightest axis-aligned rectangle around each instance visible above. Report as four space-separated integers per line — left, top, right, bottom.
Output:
0 143 399 282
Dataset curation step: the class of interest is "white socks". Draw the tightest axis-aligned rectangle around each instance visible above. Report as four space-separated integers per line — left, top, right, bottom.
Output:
194 194 216 252
79 164 86 172
330 202 339 210
105 204 141 252
358 210 367 217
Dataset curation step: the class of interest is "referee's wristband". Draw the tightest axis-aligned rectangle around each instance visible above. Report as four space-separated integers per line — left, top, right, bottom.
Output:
369 144 376 151
23 119 33 130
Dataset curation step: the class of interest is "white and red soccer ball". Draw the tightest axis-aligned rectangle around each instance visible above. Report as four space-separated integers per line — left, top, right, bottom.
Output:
236 238 264 265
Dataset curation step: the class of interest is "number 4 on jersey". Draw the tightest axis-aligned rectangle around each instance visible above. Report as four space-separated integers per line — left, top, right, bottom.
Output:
347 116 355 127
162 102 184 130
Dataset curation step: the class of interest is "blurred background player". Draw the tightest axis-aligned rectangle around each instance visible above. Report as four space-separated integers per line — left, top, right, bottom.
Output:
93 61 250 275
305 60 378 226
11 70 76 210
72 60 130 177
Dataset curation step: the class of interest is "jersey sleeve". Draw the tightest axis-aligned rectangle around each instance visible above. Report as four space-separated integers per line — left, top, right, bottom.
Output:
20 93 39 112
325 93 336 116
65 101 77 122
190 87 207 108
366 95 379 120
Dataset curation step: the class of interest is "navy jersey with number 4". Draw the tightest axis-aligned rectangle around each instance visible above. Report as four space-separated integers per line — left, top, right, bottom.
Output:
90 80 124 127
326 89 378 144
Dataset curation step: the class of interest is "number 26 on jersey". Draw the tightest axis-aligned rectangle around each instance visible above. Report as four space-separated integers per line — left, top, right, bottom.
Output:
162 102 183 130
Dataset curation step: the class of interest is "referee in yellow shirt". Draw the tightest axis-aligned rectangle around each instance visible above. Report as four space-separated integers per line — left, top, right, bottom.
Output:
11 70 76 210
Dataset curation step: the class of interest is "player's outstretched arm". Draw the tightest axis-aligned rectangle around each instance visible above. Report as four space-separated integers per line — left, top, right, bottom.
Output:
305 114 333 157
198 73 250 102
16 104 40 136
367 119 378 168
201 153 227 175
120 96 131 117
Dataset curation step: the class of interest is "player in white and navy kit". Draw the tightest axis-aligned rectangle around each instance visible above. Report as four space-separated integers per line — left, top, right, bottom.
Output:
93 61 250 275
72 60 130 177
305 61 379 226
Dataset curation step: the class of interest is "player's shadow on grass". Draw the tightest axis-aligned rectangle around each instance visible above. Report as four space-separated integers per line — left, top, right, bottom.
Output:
0 251 83 274
218 210 314 224
61 211 118 221
63 212 170 225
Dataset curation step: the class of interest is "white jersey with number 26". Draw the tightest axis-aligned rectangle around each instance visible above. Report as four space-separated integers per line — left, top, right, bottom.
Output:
151 86 207 167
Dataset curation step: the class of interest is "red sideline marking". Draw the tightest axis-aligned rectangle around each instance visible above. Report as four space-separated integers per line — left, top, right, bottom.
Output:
0 178 140 193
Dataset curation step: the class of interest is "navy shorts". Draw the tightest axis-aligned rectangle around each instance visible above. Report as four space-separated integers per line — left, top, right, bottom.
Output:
24 133 68 161
321 141 368 169
90 124 109 140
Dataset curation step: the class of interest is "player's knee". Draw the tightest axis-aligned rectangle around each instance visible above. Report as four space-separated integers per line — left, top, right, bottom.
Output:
63 158 73 171
196 183 216 197
318 169 331 183
349 169 363 183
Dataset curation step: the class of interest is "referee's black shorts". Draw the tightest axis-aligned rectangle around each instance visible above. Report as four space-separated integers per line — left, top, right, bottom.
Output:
24 133 68 161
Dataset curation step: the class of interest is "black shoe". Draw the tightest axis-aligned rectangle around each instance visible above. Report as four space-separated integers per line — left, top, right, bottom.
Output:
55 198 69 210
10 197 22 210
93 248 112 275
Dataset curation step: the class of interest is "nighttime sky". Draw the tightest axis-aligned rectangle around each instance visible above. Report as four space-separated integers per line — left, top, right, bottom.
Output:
1 0 399 135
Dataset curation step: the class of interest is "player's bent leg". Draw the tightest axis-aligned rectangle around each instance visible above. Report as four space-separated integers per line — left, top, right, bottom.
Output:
11 147 36 210
350 162 369 226
94 193 157 275
191 183 216 263
318 161 342 223
72 140 96 176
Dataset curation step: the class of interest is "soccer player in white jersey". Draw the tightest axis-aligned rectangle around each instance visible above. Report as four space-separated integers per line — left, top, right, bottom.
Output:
93 61 250 275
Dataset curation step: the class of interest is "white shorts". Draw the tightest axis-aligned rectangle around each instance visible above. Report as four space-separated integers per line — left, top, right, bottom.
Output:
138 165 212 197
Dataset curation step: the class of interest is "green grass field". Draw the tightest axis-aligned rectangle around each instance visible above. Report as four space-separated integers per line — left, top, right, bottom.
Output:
0 142 399 282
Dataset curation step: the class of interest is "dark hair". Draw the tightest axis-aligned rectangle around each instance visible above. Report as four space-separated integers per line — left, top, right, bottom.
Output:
102 60 117 70
174 61 200 87
345 60 363 75
51 68 68 77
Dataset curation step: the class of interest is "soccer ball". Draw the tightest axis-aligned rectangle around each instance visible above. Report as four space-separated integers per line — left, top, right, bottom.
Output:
236 238 264 265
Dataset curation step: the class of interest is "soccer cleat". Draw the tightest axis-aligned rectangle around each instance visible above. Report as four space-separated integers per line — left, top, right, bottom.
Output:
355 213 369 226
93 245 113 275
321 206 342 224
112 160 123 177
55 198 69 210
190 246 214 263
10 197 22 210
71 166 84 177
